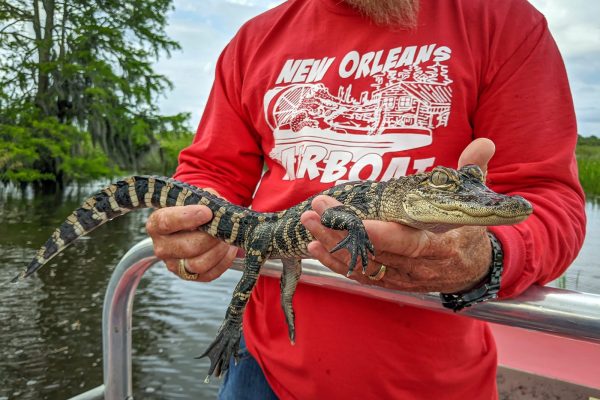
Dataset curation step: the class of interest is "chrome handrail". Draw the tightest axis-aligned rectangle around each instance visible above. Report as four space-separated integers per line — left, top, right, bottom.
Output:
102 239 157 400
98 237 600 399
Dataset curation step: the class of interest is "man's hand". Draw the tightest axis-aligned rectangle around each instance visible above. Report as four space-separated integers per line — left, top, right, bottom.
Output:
300 138 496 293
146 204 237 282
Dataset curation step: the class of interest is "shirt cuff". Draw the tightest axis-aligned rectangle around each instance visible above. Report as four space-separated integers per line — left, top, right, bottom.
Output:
487 225 528 299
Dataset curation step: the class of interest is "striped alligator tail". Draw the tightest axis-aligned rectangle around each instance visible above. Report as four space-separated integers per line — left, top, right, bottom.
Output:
9 176 217 284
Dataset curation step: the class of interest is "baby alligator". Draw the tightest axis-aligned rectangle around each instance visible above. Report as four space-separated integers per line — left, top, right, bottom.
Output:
10 164 532 379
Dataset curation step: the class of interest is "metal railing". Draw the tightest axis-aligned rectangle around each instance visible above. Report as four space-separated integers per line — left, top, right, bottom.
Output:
72 237 600 399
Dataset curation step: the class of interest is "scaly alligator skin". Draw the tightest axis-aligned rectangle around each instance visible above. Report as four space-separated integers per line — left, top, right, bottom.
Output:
11 164 532 379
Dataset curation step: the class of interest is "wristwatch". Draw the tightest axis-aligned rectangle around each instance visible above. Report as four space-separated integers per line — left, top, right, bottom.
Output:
440 232 504 312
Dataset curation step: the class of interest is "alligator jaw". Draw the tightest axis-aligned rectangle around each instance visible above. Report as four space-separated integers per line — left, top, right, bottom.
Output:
403 194 533 228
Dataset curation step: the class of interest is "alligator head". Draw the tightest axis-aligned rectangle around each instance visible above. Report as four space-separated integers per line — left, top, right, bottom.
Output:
381 164 533 232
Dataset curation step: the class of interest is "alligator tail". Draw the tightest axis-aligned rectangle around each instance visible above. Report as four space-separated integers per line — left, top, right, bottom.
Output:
10 176 209 283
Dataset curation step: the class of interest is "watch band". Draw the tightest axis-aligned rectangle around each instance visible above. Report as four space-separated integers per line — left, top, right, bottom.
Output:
440 232 504 312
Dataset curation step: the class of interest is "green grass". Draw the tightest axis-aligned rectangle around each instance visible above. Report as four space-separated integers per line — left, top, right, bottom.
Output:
576 139 600 197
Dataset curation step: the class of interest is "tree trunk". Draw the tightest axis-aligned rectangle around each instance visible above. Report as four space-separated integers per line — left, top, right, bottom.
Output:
33 0 55 116
56 1 70 123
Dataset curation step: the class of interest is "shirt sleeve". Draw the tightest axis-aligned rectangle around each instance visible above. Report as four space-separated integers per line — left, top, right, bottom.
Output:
473 10 586 298
174 34 264 206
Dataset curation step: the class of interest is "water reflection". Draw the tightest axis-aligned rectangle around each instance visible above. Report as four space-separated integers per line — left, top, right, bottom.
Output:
0 182 237 399
548 199 600 293
0 183 598 399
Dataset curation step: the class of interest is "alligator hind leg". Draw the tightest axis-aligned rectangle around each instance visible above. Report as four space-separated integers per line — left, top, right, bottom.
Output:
198 252 263 379
198 226 272 380
280 258 302 344
321 205 375 276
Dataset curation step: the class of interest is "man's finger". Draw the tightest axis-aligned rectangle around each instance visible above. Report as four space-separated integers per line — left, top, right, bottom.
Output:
164 246 236 283
307 241 381 284
362 220 431 258
373 254 439 281
190 246 238 283
301 210 356 272
457 137 495 174
306 241 350 275
146 205 212 235
300 210 346 251
311 195 343 215
153 230 222 260
185 242 233 275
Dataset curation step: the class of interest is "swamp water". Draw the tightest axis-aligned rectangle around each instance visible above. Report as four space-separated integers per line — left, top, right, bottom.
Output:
0 184 598 399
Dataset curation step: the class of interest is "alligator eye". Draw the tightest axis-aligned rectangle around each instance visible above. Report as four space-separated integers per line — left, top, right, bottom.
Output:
430 170 450 186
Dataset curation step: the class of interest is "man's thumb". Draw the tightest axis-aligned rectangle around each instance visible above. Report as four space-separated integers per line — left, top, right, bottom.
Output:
457 138 496 175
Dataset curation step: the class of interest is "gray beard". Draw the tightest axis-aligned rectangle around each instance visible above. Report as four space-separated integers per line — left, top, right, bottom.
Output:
344 0 419 27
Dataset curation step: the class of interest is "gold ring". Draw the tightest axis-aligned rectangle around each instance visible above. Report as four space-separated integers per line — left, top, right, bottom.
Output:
177 259 198 280
368 265 386 281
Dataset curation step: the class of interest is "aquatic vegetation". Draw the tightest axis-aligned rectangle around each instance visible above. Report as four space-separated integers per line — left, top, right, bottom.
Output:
576 138 600 197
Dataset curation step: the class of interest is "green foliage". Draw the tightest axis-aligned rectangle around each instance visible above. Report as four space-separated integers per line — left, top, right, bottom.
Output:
577 135 600 146
0 0 193 187
576 142 600 197
138 113 194 175
158 134 193 165
0 108 116 184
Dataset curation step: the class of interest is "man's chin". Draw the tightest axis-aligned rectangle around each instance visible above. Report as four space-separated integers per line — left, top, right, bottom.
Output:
343 0 419 27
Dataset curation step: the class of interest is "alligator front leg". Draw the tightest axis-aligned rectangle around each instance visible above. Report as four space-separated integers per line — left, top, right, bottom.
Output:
321 205 375 276
280 258 302 344
198 226 272 380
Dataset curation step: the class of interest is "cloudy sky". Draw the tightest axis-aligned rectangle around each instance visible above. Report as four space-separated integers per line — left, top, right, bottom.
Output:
154 0 600 137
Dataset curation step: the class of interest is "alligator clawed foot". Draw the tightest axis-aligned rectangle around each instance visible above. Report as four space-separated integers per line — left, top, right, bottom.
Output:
329 223 375 276
197 320 242 379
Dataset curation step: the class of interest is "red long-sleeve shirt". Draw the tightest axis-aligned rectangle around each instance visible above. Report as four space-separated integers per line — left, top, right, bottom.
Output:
175 0 586 398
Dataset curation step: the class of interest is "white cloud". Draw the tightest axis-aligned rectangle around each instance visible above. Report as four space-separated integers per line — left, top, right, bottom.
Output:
529 0 600 58
224 0 256 6
529 0 600 136
154 0 286 127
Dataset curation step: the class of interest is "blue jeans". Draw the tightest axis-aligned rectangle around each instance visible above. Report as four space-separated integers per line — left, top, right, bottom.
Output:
217 335 278 400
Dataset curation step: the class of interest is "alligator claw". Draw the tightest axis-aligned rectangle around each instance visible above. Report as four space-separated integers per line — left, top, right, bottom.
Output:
197 320 242 378
321 205 375 276
329 222 375 276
